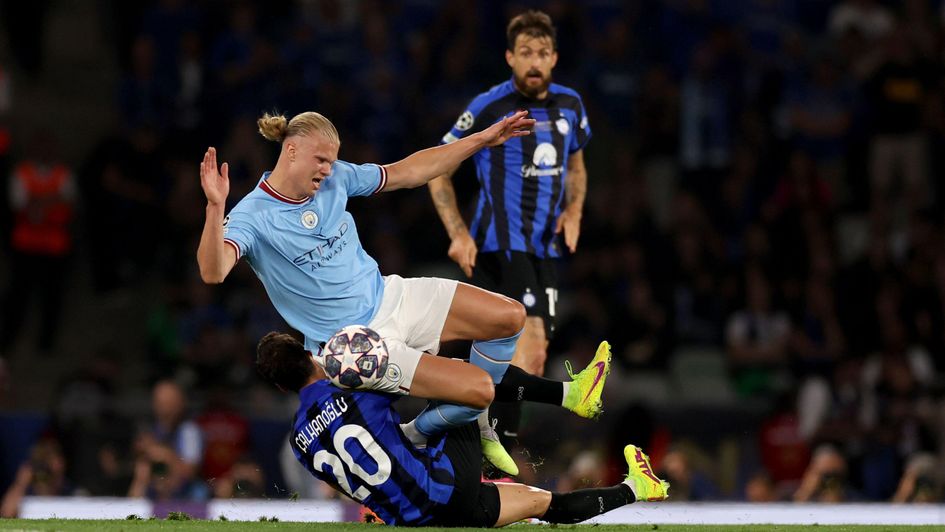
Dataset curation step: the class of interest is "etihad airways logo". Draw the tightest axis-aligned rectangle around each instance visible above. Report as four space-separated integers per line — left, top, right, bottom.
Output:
522 142 562 178
292 222 350 271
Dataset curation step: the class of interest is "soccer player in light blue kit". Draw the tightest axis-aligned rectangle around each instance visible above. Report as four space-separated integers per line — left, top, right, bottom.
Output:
197 110 611 476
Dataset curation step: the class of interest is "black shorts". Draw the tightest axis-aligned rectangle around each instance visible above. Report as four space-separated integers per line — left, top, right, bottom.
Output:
473 251 558 338
430 422 501 527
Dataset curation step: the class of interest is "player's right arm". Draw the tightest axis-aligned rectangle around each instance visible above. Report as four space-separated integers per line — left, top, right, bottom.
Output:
197 147 237 284
428 170 477 278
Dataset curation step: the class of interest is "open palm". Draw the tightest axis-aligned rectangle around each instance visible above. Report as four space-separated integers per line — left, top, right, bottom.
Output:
200 147 230 206
480 110 536 147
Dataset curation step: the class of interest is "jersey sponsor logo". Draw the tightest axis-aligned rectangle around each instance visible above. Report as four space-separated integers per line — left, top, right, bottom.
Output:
522 142 563 178
301 210 319 229
556 118 570 135
533 143 557 166
442 132 459 144
533 120 553 132
455 110 474 131
293 222 349 270
222 215 230 227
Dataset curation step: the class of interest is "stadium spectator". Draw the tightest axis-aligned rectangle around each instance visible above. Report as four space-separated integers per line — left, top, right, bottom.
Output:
793 444 857 502
725 267 791 397
658 447 721 501
128 380 206 500
195 388 250 483
891 452 943 503
743 470 779 502
828 0 893 42
1 129 76 358
865 25 935 215
1 438 73 517
210 455 265 499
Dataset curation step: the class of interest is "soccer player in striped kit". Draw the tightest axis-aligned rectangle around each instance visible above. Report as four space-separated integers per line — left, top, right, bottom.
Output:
428 10 593 449
257 332 668 527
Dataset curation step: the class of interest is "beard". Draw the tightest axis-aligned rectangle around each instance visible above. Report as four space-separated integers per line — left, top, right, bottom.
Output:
514 69 552 98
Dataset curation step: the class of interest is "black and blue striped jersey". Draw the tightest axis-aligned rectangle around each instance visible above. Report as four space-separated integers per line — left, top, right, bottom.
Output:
291 381 455 526
443 78 591 259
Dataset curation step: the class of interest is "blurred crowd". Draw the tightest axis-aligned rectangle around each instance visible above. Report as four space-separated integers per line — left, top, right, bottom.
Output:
2 0 945 515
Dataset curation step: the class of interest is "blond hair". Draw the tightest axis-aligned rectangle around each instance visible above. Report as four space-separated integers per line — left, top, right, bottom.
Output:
257 111 341 145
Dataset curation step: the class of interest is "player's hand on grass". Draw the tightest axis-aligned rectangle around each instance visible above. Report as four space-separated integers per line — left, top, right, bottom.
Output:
200 147 230 207
448 232 478 278
479 110 535 147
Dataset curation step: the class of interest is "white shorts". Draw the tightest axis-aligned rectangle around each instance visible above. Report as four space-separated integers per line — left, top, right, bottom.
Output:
368 275 458 394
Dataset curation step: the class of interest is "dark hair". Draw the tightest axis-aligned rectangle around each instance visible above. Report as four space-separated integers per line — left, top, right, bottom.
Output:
507 10 556 51
256 332 313 392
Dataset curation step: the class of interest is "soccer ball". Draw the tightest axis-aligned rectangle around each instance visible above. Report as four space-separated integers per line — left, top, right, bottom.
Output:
322 325 389 389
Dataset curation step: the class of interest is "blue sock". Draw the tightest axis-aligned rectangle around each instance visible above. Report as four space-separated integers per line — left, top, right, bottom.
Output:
413 329 523 437
470 328 522 384
414 402 481 437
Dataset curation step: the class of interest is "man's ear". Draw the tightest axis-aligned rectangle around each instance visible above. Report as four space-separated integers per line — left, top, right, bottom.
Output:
286 141 297 162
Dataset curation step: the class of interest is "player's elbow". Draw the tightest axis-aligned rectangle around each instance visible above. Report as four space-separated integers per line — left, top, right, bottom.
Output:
198 266 226 284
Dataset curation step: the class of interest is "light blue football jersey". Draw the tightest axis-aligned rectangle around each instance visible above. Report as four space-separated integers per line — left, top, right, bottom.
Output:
223 161 389 351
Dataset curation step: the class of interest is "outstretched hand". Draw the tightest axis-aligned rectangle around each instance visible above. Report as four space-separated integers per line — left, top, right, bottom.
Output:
200 147 230 206
479 110 536 147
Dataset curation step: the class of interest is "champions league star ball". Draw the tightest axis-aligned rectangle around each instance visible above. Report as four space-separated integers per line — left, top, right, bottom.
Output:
323 325 389 389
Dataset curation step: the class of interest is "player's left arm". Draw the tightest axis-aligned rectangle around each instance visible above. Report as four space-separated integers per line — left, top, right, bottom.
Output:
555 149 587 253
381 110 534 191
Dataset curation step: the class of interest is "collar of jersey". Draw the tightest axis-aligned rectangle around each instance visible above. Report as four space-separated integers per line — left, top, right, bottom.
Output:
259 176 311 205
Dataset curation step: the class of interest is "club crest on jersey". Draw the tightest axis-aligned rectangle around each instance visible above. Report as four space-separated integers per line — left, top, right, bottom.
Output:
455 111 475 131
386 363 402 383
556 118 570 135
300 210 318 229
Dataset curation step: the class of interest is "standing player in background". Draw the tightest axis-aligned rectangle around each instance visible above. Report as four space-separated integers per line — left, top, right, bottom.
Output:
257 332 668 527
428 10 591 448
197 110 608 476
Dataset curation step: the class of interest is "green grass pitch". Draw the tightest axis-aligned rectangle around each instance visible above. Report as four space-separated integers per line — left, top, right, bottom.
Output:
0 521 942 531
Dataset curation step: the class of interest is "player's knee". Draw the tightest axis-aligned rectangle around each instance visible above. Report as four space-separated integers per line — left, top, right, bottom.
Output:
468 373 495 409
496 300 526 338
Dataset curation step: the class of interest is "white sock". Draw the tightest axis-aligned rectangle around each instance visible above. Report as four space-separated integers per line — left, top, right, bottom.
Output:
622 479 639 501
560 381 571 406
400 420 428 449
477 409 495 438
